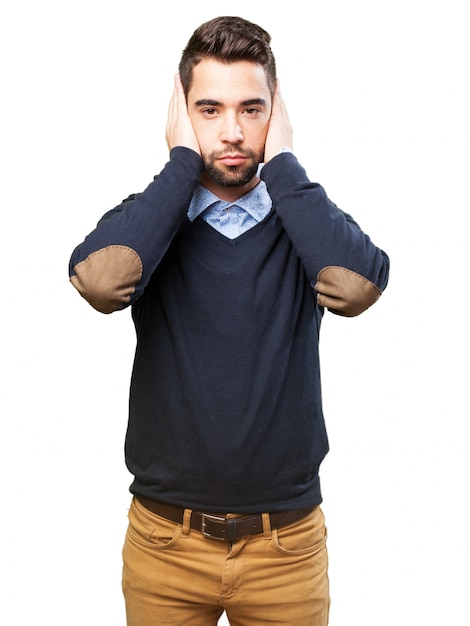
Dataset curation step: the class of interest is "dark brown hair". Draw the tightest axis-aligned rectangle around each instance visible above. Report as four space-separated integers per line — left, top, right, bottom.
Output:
179 16 277 98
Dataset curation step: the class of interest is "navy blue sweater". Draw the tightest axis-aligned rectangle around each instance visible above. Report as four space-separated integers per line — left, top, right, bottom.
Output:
69 148 389 512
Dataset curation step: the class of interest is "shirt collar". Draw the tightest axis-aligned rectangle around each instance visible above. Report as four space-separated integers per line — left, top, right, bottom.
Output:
187 179 272 223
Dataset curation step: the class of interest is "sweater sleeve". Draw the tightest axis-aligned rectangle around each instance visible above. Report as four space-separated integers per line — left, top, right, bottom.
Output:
68 147 203 314
260 152 390 317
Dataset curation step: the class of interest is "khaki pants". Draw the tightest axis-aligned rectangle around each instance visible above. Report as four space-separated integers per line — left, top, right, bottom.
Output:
122 496 330 625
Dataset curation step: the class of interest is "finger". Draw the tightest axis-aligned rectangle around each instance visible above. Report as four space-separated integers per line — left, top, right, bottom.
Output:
271 81 288 120
174 73 187 109
167 77 177 117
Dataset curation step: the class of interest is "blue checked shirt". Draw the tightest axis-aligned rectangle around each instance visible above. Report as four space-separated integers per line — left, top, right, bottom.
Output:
187 180 273 239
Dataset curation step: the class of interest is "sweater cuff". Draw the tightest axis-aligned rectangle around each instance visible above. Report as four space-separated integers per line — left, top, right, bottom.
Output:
169 146 204 176
260 152 324 197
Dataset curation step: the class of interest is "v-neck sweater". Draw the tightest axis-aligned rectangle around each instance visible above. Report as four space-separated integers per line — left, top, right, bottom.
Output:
69 147 389 512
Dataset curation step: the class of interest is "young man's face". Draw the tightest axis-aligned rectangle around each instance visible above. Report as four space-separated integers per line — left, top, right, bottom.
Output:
187 58 272 199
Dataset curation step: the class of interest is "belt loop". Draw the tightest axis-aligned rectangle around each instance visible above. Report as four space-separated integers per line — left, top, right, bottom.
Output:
262 512 272 540
181 508 192 538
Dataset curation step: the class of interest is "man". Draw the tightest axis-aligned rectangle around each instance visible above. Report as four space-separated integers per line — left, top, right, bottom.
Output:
69 15 389 626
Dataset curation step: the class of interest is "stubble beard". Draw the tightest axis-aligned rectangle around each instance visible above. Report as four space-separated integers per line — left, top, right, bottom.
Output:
202 148 263 187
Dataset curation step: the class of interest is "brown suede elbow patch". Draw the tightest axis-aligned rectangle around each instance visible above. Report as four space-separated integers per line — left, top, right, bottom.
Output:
315 266 382 317
70 245 143 314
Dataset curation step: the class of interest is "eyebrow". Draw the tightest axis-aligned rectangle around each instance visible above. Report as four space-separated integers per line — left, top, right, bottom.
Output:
194 98 267 107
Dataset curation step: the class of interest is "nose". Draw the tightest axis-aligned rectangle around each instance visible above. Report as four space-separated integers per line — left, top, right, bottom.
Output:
220 112 243 144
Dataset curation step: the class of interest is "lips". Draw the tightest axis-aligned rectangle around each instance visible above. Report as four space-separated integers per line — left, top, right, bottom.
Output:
219 155 247 166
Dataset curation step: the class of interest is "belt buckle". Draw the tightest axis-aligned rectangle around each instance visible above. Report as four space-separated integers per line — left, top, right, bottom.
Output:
201 512 228 540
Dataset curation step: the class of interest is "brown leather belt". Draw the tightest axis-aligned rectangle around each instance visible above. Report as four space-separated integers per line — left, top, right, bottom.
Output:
137 496 314 542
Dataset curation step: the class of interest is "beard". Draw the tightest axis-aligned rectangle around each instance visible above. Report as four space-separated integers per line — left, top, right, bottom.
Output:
202 147 263 187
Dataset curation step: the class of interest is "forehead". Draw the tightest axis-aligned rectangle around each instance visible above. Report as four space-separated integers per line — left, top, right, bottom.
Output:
188 58 271 103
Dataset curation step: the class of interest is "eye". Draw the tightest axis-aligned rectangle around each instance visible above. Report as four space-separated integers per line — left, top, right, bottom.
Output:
244 107 261 116
201 107 218 117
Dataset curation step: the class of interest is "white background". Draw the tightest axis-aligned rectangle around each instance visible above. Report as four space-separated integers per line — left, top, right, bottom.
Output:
1 1 469 624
